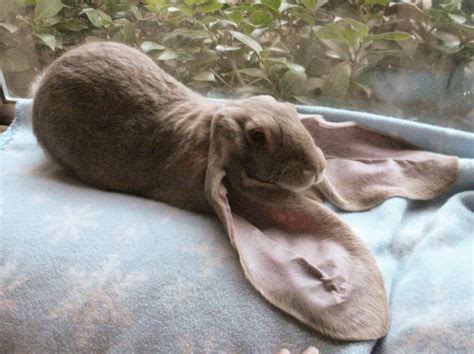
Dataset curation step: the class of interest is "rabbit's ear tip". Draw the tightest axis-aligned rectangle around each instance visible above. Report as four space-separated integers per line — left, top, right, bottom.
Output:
301 277 389 341
324 312 390 341
357 320 390 340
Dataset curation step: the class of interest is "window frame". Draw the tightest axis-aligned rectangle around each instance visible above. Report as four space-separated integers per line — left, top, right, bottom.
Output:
1 69 17 104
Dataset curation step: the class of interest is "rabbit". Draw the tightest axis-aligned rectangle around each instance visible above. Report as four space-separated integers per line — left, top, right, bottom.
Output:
31 42 460 342
32 42 413 341
32 41 327 215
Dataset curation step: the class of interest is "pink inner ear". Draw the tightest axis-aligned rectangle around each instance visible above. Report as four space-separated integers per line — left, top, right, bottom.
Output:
216 182 389 340
225 186 317 233
227 190 353 298
267 207 314 232
226 193 389 340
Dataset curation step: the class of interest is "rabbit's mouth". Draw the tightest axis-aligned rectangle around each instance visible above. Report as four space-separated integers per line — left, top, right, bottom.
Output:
274 166 325 192
239 170 282 191
240 168 321 194
248 174 273 187
276 174 316 192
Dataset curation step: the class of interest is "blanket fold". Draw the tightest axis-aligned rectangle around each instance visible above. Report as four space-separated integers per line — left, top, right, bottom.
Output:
210 114 459 341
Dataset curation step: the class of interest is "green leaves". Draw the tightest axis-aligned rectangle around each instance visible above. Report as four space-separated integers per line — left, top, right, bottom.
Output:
0 22 19 33
433 31 462 53
322 62 352 98
315 23 357 48
157 49 178 61
447 13 466 24
364 32 411 42
302 0 328 11
262 0 281 12
34 0 64 22
215 45 241 52
195 1 222 13
343 19 368 40
363 0 389 5
302 0 316 10
227 10 243 25
80 8 114 28
0 0 470 133
239 68 270 81
425 2 469 26
192 70 216 81
317 20 410 53
141 41 166 53
183 0 222 12
280 67 307 96
62 19 88 32
249 10 272 27
35 33 57 51
171 28 209 40
230 31 262 54
130 6 142 20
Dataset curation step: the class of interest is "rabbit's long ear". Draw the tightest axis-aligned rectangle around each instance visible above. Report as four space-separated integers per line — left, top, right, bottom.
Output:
300 115 459 211
205 111 246 244
207 112 389 341
222 183 389 341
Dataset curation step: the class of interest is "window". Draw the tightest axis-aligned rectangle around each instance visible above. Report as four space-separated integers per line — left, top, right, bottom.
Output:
1 0 472 131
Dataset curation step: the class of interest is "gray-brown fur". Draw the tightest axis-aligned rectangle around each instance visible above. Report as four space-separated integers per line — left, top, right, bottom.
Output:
32 42 325 214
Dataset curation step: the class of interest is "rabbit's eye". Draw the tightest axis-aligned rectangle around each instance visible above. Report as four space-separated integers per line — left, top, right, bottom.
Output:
247 129 267 145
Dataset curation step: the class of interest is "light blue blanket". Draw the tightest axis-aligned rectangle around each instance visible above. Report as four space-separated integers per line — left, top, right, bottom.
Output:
1 100 473 353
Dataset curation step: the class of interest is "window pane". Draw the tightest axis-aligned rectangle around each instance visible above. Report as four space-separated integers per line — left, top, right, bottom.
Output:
1 0 472 131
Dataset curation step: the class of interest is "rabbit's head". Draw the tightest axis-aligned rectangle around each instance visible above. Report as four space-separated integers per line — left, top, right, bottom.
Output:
211 95 326 192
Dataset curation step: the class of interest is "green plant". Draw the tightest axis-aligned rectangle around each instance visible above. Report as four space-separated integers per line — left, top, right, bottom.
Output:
1 0 472 129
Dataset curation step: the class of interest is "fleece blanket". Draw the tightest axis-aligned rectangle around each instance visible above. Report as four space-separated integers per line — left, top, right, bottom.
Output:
1 100 473 353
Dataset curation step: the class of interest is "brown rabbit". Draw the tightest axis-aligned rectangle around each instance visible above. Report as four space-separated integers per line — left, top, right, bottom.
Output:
31 41 460 343
32 41 326 214
32 41 396 341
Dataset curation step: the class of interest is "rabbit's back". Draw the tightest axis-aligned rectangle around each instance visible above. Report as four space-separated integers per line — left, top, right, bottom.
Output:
32 42 214 212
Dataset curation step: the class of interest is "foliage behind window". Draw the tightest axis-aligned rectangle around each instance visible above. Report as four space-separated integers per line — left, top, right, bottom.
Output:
1 0 473 130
